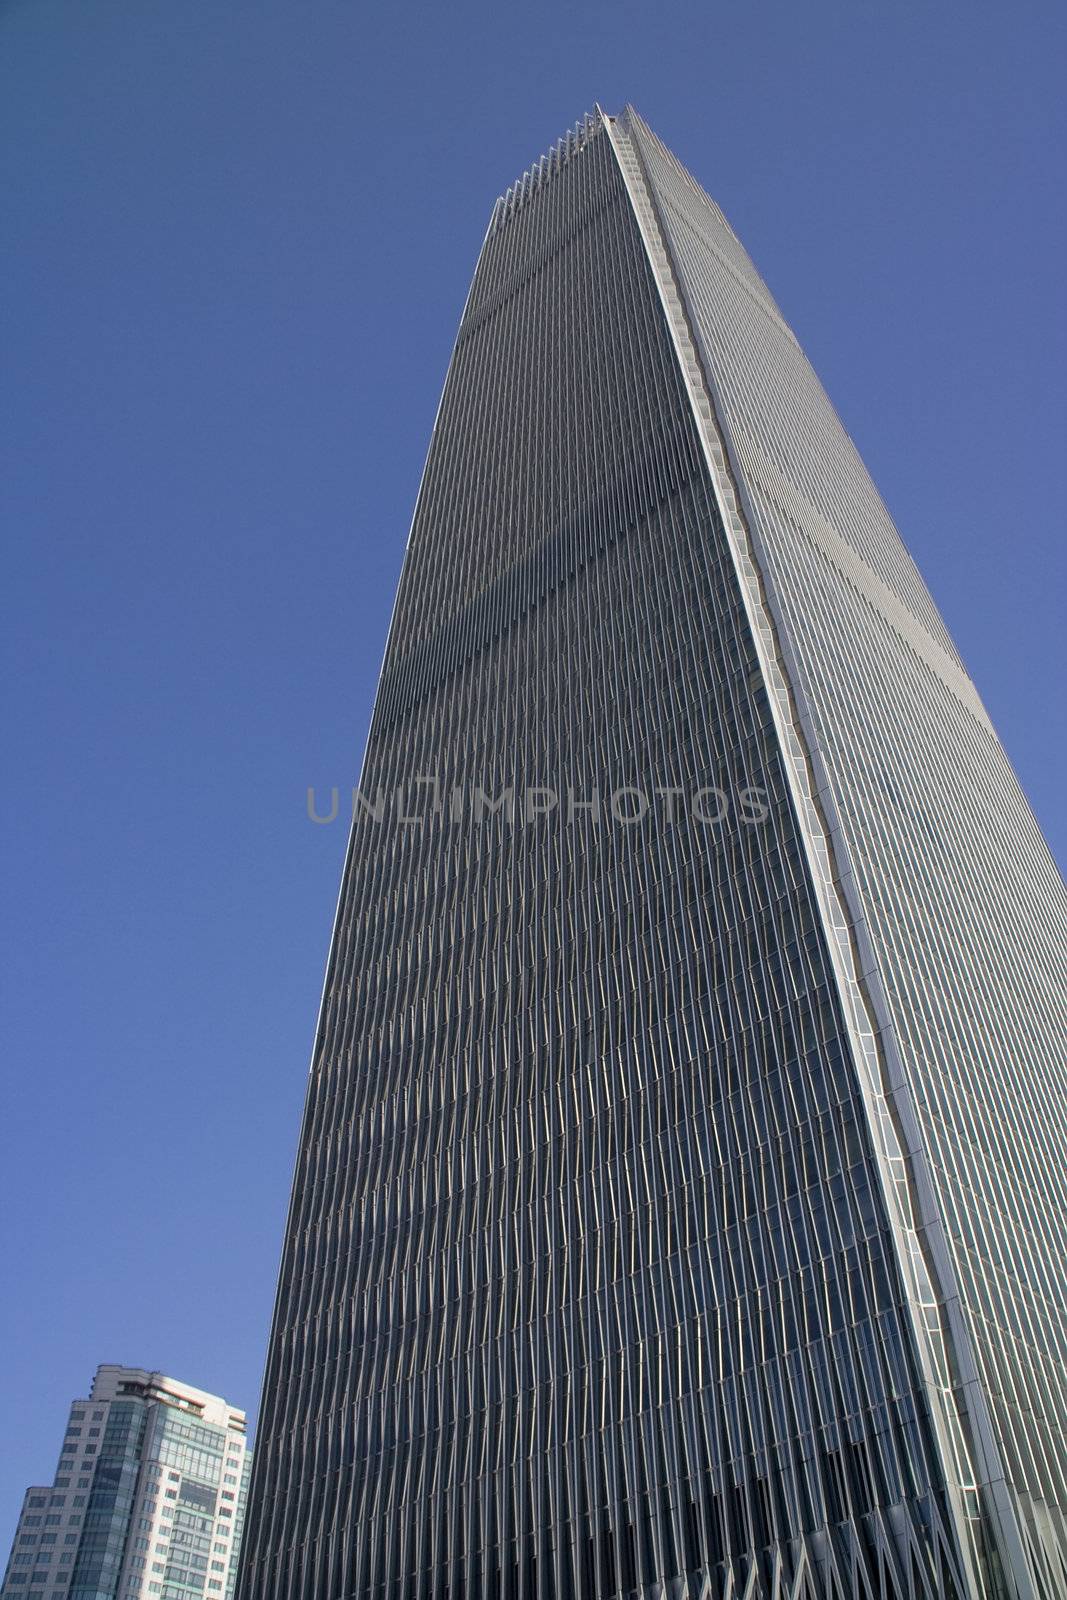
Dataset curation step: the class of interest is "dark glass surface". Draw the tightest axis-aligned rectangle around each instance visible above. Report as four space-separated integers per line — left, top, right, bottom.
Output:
237 119 982 1600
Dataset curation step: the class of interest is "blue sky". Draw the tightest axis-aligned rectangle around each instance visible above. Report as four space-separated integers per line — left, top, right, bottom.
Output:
1 0 1063 1552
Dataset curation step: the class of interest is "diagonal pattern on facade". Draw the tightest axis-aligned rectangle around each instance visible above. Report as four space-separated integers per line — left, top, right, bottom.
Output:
236 109 1067 1600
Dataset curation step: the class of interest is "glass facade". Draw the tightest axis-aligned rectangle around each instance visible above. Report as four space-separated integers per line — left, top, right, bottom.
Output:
235 111 1067 1600
613 109 1067 1600
68 1401 146 1600
1 1369 252 1600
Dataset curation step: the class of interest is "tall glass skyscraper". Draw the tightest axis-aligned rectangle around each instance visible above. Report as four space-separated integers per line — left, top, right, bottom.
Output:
236 109 1067 1600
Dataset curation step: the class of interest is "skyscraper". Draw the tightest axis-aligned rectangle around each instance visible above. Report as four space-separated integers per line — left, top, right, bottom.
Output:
1 1367 252 1600
236 108 1067 1600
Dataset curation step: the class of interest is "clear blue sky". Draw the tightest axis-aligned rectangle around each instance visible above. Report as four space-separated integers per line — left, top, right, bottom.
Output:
1 0 1063 1552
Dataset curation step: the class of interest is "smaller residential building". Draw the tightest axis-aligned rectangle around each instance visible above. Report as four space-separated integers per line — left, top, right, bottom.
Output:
1 1366 251 1600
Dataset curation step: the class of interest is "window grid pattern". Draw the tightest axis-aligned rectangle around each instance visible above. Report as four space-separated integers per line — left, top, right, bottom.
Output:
234 115 994 1600
617 108 1067 1600
0 1376 251 1600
